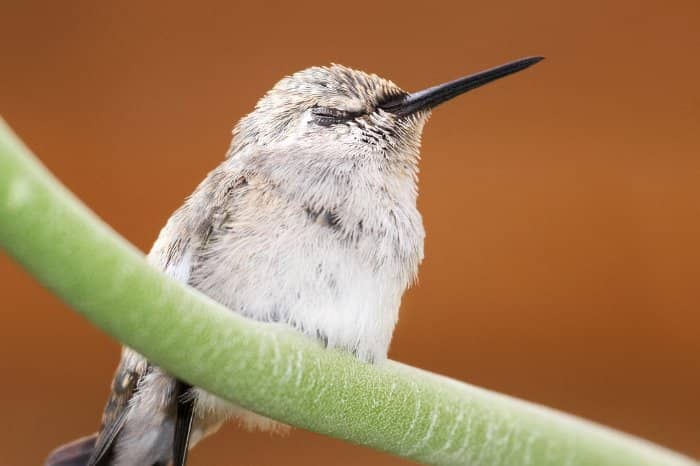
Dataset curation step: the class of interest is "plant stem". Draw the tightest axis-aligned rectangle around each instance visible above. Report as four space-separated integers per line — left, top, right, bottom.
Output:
0 118 696 466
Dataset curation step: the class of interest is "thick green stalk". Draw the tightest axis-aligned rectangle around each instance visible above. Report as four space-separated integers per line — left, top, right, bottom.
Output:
0 118 695 466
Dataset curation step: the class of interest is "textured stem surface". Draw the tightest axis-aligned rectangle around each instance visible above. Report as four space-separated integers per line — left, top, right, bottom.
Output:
0 119 695 466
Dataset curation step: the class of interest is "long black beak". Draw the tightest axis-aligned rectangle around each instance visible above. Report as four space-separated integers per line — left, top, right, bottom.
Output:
379 56 544 117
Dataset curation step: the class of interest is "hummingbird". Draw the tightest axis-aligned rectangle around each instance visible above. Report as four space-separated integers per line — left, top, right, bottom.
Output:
45 56 543 466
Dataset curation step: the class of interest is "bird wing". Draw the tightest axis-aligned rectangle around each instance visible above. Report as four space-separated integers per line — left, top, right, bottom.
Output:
172 380 195 466
86 166 250 465
163 169 251 465
87 351 149 466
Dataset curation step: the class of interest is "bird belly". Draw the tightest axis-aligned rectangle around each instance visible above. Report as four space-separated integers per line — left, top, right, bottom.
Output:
186 235 409 440
193 231 406 363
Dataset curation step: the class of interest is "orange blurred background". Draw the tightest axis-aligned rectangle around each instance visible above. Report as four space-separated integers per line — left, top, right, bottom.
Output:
1 1 698 464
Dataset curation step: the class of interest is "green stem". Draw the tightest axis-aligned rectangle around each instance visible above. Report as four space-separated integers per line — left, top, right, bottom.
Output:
0 118 695 466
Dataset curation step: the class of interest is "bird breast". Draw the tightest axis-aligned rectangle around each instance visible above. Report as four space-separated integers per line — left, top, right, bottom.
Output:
187 170 425 363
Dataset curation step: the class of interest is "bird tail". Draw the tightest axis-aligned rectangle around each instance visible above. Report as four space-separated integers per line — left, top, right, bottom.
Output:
45 434 97 466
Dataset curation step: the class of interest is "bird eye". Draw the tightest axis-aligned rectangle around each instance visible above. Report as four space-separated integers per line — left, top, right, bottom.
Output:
311 107 359 126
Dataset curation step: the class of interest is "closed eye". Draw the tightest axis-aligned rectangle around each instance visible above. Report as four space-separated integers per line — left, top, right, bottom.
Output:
311 106 363 126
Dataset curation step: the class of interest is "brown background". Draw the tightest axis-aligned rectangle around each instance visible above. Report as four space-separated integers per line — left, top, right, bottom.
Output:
1 1 698 465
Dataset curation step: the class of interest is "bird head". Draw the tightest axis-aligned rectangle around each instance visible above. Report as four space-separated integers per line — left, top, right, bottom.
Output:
228 57 543 197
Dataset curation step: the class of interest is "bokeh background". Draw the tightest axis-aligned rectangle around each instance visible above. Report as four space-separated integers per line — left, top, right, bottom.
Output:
1 1 698 464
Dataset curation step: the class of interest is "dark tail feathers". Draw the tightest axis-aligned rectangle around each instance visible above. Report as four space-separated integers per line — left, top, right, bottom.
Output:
45 434 97 466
